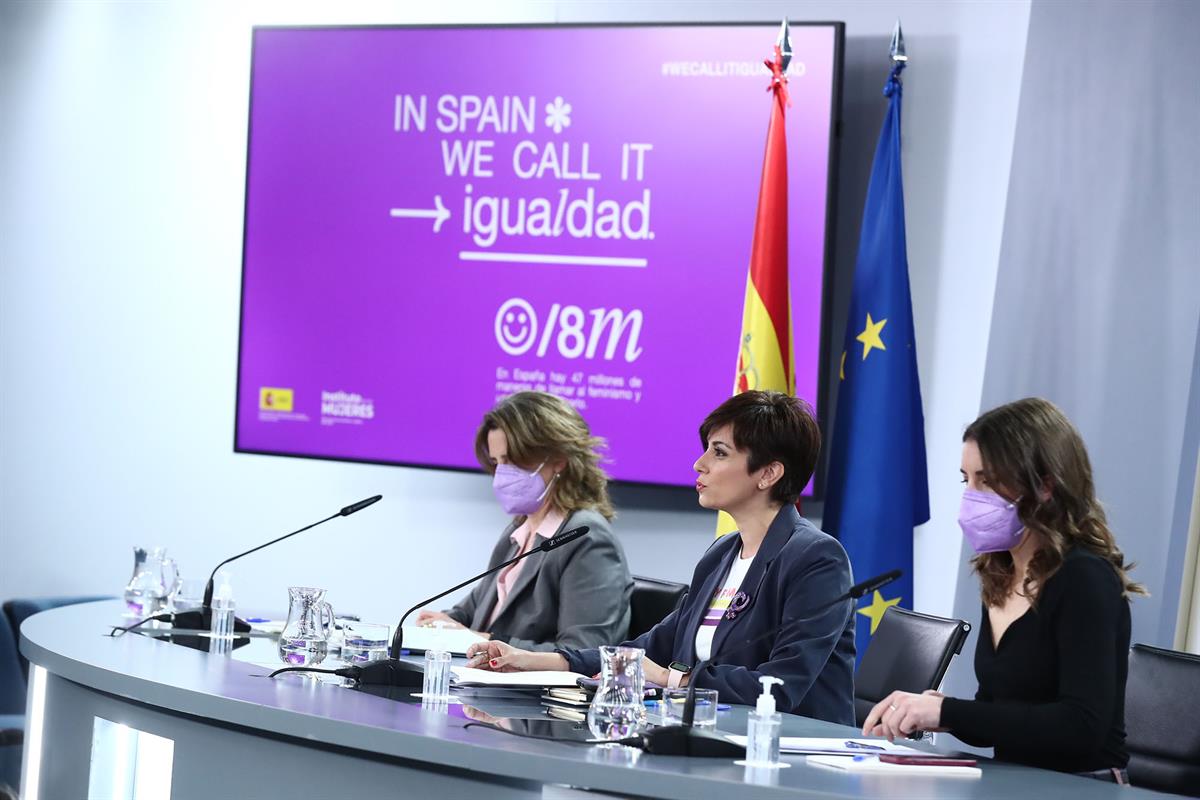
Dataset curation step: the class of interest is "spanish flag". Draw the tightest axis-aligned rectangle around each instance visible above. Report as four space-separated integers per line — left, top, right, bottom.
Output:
719 25 795 537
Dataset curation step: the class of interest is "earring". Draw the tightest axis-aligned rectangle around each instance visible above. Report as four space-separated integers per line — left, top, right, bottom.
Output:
758 482 767 490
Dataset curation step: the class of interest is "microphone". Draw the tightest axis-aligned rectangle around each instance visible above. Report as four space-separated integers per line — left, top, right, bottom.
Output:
270 525 592 686
167 495 383 632
847 569 902 601
386 525 591 658
630 569 903 757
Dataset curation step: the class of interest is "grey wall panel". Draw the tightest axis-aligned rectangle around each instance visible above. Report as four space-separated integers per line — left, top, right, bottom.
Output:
946 0 1200 703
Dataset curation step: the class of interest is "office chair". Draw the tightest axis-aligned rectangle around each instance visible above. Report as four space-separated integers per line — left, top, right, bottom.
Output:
1126 643 1200 796
0 609 26 792
854 606 971 727
3 596 110 683
628 576 688 640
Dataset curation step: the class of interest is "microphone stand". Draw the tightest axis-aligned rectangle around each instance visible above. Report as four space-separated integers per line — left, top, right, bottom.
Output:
269 525 591 687
626 569 903 757
111 495 382 637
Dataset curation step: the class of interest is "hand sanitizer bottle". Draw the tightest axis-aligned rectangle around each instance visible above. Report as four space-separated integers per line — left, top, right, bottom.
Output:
209 571 236 643
746 675 784 767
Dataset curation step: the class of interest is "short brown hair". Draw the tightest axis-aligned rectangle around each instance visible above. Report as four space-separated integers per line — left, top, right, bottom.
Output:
474 391 614 520
964 397 1145 607
698 391 820 505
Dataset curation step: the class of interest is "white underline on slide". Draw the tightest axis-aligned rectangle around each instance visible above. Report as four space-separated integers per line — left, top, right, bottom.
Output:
458 251 648 268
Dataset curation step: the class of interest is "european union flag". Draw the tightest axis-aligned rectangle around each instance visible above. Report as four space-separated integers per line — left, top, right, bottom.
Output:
822 60 929 662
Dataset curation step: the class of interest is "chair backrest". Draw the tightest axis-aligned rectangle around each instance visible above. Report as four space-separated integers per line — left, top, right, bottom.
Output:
1126 643 1200 796
854 606 971 727
628 576 688 640
2 596 111 683
0 611 25 716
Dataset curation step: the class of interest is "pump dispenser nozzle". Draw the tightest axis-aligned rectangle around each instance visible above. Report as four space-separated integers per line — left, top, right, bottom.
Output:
755 675 784 715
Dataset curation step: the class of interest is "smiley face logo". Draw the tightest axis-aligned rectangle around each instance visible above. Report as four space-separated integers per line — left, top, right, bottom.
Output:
494 298 538 356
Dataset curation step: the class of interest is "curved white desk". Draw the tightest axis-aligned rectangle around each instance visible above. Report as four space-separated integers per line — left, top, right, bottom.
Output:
19 600 1166 799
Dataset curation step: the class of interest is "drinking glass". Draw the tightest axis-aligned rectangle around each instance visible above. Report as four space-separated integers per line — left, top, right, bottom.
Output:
662 687 719 728
341 623 390 663
171 578 205 612
422 650 452 701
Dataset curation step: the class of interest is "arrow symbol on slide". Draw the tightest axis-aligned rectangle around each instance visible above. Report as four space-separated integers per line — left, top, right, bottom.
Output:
389 195 450 233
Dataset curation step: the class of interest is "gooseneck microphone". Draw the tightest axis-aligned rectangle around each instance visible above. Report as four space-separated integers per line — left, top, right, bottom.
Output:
152 495 383 633
846 569 902 602
387 524 590 658
629 569 904 757
268 525 591 686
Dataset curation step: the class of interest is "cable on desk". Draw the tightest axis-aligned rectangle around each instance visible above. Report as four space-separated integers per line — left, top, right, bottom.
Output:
107 613 174 636
267 665 347 678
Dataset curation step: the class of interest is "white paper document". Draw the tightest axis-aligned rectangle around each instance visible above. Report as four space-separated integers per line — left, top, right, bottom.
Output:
401 626 488 655
450 666 588 688
722 736 926 756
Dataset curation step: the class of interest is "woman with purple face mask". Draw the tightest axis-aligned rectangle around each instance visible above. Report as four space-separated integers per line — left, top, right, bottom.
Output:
863 398 1146 782
413 391 632 652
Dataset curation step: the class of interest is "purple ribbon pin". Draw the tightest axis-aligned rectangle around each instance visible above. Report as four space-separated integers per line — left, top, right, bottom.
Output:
725 591 751 620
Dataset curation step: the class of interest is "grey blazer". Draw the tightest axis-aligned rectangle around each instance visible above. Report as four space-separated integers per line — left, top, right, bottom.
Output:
445 508 632 652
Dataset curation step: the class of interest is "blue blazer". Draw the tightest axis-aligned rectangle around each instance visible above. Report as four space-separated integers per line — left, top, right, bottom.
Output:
561 505 856 724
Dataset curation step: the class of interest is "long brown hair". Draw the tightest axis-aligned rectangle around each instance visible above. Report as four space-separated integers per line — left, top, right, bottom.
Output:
474 391 614 520
964 397 1145 607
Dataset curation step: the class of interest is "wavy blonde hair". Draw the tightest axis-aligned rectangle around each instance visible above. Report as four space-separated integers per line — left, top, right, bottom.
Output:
474 391 614 520
965 397 1146 608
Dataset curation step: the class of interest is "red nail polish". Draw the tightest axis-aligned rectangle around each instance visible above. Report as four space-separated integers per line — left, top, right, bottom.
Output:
490 659 498 667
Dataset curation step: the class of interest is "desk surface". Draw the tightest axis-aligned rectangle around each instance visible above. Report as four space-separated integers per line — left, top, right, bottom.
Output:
20 600 1168 799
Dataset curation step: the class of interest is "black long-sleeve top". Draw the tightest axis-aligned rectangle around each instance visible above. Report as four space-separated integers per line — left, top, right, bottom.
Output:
940 546 1130 773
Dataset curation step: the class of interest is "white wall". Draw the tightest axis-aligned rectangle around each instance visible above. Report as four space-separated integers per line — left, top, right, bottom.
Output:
0 0 1029 628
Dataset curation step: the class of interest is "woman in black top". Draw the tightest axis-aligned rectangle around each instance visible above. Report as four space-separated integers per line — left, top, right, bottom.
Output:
863 398 1145 777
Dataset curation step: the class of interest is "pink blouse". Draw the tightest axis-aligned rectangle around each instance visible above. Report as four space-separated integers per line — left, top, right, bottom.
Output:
487 509 565 627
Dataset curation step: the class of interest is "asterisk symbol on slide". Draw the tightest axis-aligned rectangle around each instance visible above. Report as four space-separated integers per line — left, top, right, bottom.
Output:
545 96 572 134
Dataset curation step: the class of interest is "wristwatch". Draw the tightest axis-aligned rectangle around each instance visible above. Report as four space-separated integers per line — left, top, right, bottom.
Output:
667 660 692 689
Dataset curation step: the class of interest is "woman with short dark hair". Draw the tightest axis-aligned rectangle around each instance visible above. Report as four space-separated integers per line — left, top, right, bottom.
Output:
467 390 857 723
863 397 1144 781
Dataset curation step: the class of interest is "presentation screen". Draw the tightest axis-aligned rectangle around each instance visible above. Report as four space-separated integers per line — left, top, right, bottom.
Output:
236 23 842 490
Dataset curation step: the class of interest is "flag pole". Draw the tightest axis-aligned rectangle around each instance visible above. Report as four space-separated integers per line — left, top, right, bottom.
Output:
717 19 797 537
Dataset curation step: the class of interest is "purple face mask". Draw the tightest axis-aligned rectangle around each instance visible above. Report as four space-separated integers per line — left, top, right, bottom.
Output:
957 488 1025 553
492 461 555 516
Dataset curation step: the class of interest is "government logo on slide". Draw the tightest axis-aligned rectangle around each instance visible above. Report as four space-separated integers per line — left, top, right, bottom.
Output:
259 387 294 412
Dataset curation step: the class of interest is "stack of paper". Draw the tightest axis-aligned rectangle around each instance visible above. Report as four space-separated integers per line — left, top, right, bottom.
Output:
450 666 588 688
400 626 488 655
722 736 926 756
541 686 592 721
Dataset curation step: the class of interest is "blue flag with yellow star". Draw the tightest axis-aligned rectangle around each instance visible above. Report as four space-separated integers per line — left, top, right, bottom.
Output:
822 62 929 664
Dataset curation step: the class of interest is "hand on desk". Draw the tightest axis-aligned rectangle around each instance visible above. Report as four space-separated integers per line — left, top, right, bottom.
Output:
465 641 568 672
642 657 677 688
862 690 947 741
